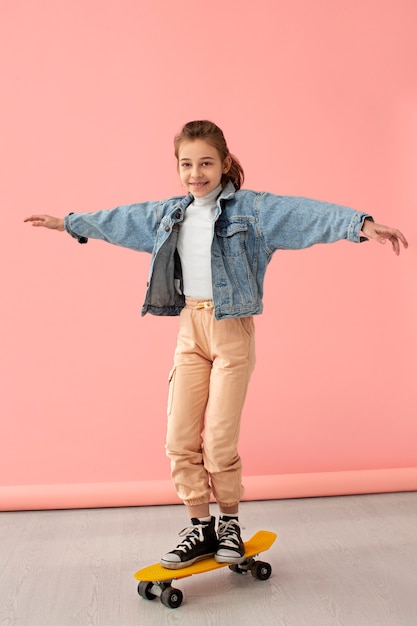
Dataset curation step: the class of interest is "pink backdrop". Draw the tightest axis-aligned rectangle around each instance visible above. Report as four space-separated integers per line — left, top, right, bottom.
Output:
1 0 416 510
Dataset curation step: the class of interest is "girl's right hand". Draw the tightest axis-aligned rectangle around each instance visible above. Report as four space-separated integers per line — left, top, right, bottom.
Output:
24 215 65 231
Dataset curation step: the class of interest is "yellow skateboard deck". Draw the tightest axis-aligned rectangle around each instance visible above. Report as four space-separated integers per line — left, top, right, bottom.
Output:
134 529 277 608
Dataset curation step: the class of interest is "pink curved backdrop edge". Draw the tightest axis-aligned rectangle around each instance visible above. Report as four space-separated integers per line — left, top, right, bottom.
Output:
1 468 416 512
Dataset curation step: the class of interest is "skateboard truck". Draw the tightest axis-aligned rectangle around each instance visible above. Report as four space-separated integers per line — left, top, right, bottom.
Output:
228 556 272 580
138 580 184 609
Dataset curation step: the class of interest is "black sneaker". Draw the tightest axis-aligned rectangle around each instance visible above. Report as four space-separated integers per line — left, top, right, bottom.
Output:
215 518 245 564
160 517 218 570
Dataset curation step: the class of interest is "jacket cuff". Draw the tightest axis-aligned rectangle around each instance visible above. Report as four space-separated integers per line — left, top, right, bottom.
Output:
359 215 374 243
64 213 88 244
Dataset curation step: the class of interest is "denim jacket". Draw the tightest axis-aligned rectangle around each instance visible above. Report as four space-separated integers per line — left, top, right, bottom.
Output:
64 182 372 320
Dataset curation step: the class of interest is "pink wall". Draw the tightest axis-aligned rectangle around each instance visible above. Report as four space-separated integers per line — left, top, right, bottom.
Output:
1 0 416 510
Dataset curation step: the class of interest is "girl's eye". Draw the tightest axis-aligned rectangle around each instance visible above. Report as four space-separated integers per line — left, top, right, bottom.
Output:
202 162 212 167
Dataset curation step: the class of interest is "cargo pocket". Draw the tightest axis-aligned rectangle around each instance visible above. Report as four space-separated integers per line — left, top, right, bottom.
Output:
238 315 254 338
167 366 176 417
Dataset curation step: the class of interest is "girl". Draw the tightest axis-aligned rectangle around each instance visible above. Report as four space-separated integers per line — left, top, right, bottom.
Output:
25 120 408 570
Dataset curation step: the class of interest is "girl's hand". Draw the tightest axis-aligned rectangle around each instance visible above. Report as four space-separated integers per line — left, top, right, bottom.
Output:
24 215 65 231
361 219 408 256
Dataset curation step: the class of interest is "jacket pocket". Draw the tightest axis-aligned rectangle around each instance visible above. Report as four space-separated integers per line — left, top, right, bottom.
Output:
215 222 248 257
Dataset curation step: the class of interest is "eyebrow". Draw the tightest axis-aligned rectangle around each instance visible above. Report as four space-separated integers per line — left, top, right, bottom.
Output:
179 156 216 161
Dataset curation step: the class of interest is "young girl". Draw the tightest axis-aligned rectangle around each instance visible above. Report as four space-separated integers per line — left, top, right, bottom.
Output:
25 120 408 570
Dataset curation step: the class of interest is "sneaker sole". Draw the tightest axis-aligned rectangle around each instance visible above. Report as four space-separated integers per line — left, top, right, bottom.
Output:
160 552 216 570
214 553 246 564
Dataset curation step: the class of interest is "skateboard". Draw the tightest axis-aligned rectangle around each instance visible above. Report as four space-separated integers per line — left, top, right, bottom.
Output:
134 529 277 608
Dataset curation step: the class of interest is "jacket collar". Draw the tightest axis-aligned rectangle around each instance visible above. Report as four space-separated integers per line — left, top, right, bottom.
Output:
219 181 237 200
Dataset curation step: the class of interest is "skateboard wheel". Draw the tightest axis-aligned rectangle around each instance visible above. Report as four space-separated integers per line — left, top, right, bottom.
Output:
138 581 156 600
251 561 272 581
160 586 183 609
229 564 245 574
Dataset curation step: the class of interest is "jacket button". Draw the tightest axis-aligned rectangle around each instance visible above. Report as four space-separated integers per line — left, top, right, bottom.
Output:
175 212 181 219
165 226 170 232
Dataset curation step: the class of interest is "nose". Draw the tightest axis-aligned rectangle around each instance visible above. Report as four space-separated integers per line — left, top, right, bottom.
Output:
190 164 202 179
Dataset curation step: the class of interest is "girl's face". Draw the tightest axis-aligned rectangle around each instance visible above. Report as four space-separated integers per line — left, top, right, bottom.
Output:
177 139 231 198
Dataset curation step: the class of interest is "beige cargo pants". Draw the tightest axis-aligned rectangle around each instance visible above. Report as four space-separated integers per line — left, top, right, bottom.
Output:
166 298 256 509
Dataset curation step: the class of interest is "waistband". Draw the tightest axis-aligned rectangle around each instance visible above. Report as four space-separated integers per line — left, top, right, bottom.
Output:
185 297 214 310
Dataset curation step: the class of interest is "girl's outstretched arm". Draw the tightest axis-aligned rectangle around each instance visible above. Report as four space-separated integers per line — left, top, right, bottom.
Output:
361 218 408 256
24 215 64 231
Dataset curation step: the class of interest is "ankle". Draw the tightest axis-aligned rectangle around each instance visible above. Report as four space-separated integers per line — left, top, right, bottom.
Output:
187 504 211 519
219 503 239 515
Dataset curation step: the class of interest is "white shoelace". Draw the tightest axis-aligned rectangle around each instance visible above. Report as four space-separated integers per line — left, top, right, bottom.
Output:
174 524 205 554
218 519 245 548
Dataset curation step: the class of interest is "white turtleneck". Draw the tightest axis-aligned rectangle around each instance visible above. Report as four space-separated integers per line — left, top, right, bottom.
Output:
177 185 222 299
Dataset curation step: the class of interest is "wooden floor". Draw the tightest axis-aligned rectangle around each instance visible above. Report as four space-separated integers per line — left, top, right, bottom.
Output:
1 492 416 625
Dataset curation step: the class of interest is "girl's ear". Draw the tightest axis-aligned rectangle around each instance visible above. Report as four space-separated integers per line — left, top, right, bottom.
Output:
223 155 232 173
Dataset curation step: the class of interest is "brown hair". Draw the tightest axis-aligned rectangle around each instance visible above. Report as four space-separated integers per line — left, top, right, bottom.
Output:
174 120 244 190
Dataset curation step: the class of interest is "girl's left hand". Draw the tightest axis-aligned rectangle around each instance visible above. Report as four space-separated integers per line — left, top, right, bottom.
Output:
361 219 408 255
